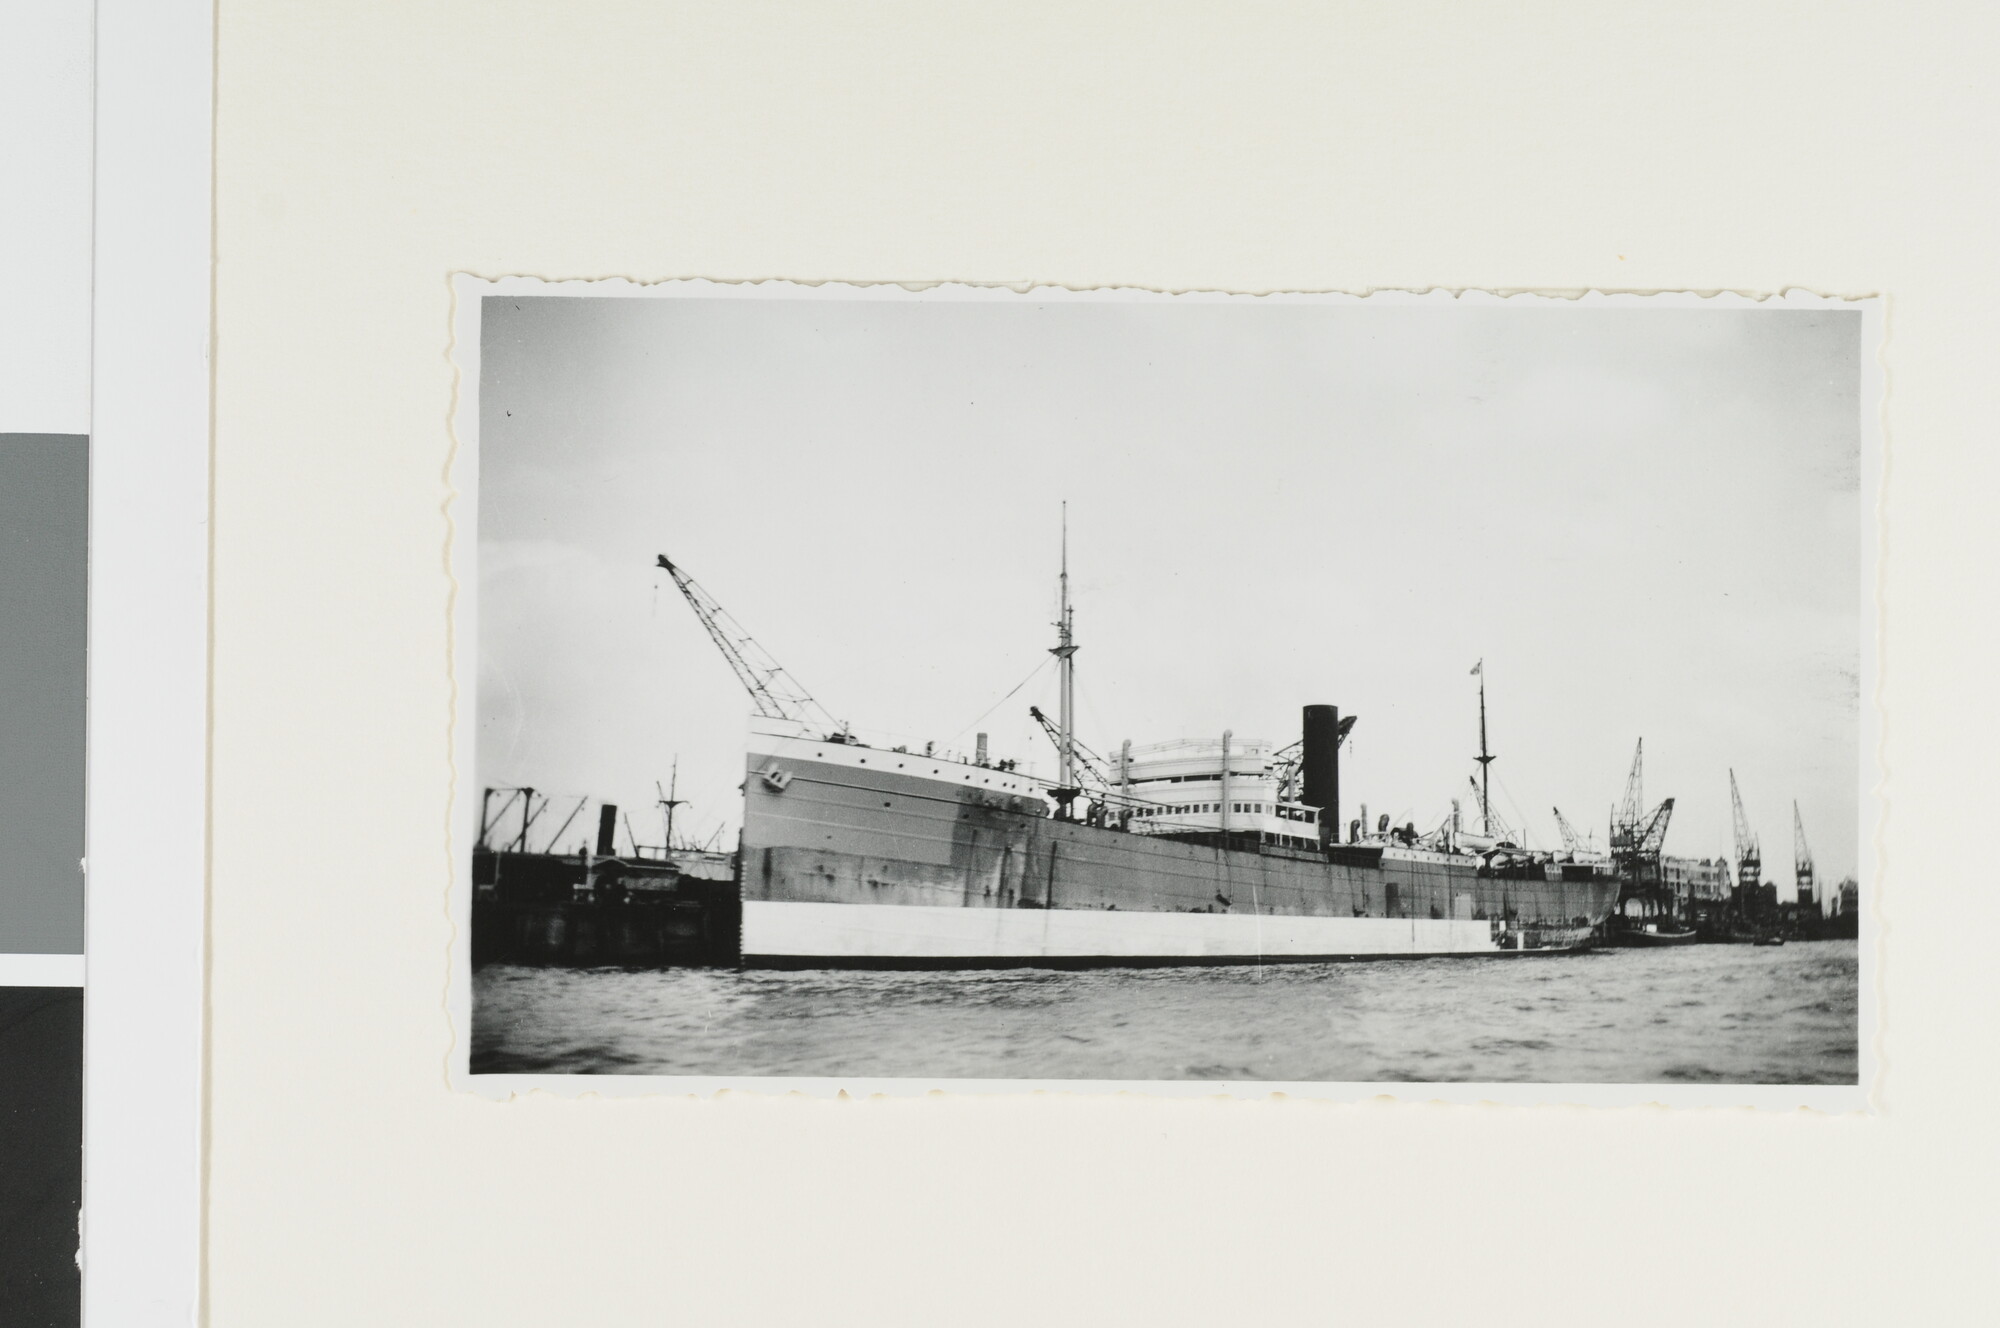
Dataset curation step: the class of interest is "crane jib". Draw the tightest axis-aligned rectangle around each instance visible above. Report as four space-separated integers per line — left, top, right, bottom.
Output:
655 552 839 732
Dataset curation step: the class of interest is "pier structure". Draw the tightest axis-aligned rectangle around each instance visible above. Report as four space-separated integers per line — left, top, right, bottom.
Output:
471 789 739 968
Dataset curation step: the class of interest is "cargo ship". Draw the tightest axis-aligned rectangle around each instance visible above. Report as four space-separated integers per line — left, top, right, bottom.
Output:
658 534 1621 970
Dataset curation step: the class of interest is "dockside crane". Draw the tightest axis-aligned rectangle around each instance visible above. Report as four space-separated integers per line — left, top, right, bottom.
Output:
1611 739 1645 849
1608 739 1675 854
477 785 588 854
541 795 589 854
1633 798 1675 854
1606 739 1676 915
1729 768 1761 894
1794 801 1816 908
476 786 520 851
655 554 842 734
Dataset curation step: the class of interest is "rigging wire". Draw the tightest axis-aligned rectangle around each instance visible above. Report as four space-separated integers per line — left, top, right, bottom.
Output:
947 656 1052 747
1493 774 1541 850
1072 674 1120 767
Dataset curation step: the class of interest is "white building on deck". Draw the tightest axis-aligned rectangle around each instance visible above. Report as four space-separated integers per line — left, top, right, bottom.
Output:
1112 736 1326 852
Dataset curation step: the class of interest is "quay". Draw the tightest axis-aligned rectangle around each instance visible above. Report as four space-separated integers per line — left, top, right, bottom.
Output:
471 796 738 969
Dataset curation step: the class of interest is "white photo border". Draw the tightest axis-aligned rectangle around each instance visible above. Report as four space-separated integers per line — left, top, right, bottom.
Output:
446 276 1882 1114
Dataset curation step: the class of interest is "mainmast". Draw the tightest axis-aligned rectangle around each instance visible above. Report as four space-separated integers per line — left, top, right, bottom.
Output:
1050 504 1079 818
656 756 686 855
1473 659 1494 834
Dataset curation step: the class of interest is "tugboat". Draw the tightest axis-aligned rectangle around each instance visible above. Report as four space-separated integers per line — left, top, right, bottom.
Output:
1608 918 1701 947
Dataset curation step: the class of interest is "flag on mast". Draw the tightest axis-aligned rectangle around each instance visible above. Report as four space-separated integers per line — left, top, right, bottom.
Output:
1471 659 1483 677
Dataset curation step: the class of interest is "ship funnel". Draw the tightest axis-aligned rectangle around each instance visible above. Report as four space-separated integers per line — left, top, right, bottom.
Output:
976 732 989 766
1301 706 1337 806
1302 705 1350 845
595 803 618 856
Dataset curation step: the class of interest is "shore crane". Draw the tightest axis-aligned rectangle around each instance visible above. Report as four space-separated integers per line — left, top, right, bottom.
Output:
1794 801 1816 908
1606 739 1676 918
655 554 843 734
1631 800 1675 854
1609 739 1676 856
1730 768 1762 893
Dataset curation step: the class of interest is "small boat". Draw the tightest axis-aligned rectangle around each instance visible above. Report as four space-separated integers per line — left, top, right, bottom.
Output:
1618 926 1701 947
1605 918 1701 947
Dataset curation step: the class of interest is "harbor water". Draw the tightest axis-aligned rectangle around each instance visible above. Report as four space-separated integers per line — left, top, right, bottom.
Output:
471 939 1859 1084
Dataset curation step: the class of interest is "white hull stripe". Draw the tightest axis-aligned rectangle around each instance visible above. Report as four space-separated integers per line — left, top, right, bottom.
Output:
742 900 1498 960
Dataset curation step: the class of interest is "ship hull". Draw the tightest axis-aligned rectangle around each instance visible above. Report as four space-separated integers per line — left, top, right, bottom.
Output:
739 726 1618 968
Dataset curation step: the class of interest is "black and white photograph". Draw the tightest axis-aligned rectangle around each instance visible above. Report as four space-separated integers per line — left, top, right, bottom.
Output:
453 280 1873 1099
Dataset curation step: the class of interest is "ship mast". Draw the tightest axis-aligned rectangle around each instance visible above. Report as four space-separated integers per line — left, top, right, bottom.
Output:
656 756 686 855
1050 504 1079 818
1474 659 1494 835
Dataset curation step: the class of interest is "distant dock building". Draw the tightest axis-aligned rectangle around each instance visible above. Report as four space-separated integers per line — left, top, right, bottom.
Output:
1662 855 1732 920
1663 855 1731 903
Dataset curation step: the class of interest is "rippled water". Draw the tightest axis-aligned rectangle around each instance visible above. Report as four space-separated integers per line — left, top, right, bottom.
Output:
471 940 1858 1084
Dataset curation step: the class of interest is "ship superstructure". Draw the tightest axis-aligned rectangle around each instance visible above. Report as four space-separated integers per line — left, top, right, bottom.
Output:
1119 737 1328 853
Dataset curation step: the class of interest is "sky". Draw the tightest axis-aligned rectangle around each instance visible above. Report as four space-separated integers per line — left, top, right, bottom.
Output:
473 293 1862 897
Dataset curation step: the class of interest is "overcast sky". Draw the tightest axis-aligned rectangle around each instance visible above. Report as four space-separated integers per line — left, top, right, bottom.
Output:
474 293 1861 895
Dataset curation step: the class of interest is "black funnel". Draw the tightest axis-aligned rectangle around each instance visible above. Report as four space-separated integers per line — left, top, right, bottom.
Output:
1302 704 1340 843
